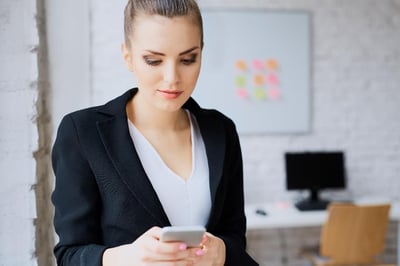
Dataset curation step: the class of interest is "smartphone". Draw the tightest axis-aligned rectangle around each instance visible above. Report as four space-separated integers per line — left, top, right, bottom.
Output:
160 226 205 247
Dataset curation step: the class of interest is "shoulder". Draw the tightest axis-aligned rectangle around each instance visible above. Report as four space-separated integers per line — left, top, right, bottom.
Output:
55 106 108 142
62 105 106 126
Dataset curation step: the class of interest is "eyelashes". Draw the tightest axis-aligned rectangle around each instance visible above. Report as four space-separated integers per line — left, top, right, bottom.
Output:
144 58 161 66
143 54 198 66
181 55 197 65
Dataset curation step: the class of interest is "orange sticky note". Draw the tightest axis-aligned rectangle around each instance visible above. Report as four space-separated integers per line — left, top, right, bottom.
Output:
266 59 279 70
253 74 265 86
235 60 247 71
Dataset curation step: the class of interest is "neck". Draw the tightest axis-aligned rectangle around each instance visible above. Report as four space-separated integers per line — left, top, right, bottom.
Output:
127 95 189 132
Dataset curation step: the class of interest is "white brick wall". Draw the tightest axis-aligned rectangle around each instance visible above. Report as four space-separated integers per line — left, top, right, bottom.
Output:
0 1 39 265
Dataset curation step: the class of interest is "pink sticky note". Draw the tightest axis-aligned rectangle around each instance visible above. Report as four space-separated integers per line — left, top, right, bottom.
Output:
268 87 281 100
236 88 249 99
252 59 264 71
266 73 279 85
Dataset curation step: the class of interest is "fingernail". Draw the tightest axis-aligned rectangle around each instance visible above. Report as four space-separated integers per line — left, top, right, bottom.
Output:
196 249 204 256
179 243 187 250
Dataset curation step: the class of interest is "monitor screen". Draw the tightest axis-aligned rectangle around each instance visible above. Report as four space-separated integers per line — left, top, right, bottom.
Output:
285 151 346 190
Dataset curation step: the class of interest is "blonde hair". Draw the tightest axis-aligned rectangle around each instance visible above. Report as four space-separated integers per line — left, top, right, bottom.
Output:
124 0 203 47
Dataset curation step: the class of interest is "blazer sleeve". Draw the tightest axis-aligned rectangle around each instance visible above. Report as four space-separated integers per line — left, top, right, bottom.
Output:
215 120 259 266
51 114 107 266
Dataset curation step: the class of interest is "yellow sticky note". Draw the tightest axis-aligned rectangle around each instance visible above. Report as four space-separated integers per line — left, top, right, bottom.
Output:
253 87 267 100
235 76 246 87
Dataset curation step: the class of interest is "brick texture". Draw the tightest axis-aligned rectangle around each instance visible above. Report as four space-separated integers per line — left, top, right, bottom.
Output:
0 0 39 265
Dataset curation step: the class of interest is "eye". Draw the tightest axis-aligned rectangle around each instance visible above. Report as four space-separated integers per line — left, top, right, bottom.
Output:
181 54 197 65
143 56 162 66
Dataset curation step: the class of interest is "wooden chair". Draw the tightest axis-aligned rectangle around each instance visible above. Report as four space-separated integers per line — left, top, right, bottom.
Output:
302 203 392 266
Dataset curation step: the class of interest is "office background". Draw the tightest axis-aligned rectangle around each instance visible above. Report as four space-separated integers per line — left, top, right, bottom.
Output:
0 0 399 265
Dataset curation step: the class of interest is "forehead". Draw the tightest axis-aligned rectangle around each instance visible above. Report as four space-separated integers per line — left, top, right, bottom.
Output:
130 14 202 52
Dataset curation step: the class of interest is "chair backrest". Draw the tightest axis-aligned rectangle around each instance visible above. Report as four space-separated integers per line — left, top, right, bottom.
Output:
320 203 391 265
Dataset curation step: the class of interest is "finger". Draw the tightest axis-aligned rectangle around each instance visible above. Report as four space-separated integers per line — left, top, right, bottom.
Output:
198 233 218 258
199 232 212 250
142 234 198 261
146 226 163 240
146 246 199 263
150 259 197 266
143 227 206 262
153 240 189 255
145 226 190 253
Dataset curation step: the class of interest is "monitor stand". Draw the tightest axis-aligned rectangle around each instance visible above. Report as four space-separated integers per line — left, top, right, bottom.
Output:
295 189 330 211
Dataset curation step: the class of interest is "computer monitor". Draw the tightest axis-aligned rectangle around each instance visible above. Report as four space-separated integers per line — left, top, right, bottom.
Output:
285 151 346 211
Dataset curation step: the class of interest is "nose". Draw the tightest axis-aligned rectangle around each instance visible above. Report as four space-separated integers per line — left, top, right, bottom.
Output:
163 62 180 84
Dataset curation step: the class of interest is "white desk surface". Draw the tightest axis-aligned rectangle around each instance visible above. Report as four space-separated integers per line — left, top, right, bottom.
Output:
245 200 400 230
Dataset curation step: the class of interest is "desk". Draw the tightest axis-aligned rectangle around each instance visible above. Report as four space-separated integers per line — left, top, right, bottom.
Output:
245 201 400 229
245 201 400 265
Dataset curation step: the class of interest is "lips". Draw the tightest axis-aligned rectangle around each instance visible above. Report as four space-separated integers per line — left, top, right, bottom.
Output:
158 89 183 99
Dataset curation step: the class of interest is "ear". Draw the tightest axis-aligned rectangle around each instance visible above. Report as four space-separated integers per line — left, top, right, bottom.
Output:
121 43 134 72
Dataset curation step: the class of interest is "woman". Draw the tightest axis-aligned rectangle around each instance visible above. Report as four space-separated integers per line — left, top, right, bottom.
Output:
51 0 258 265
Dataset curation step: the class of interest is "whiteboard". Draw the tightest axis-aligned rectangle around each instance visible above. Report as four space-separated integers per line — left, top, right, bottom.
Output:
193 10 311 134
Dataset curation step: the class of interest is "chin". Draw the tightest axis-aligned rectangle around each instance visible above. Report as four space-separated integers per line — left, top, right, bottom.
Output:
158 95 190 111
156 101 185 113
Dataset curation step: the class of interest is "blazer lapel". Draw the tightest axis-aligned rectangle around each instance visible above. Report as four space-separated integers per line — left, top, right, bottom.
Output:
197 116 225 204
96 89 170 226
183 99 226 216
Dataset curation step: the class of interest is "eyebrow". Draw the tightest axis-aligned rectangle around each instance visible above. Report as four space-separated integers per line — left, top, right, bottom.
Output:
144 46 200 56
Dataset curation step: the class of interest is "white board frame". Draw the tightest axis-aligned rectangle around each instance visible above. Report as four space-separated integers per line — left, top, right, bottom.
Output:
194 9 312 134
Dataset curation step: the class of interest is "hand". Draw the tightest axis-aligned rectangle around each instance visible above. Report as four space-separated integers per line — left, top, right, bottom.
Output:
195 232 226 266
102 226 203 266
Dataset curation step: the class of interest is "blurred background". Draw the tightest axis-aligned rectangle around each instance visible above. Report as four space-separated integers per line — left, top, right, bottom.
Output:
0 0 399 265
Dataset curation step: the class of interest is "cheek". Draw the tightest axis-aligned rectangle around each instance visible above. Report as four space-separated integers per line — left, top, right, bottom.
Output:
191 58 202 80
184 63 201 79
190 66 201 83
134 64 159 85
182 68 201 94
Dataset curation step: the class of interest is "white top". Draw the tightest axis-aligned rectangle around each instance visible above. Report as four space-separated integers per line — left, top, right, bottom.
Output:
127 110 211 226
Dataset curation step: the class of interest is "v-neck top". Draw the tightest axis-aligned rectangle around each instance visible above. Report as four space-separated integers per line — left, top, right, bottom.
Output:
127 110 211 226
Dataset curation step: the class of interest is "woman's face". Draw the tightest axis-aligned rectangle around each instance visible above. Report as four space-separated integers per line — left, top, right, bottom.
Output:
122 14 202 112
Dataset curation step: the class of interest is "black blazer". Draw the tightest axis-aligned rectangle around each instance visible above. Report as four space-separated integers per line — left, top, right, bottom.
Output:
52 88 258 266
